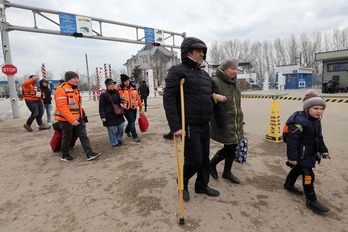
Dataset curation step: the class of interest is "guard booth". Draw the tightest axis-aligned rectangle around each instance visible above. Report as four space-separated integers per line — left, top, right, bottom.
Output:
275 65 312 89
315 49 348 92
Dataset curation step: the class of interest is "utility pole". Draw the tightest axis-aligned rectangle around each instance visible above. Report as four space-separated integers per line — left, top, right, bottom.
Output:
259 43 264 88
85 53 91 99
0 0 20 118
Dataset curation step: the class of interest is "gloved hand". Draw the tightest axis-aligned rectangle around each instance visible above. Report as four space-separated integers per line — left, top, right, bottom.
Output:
322 152 331 159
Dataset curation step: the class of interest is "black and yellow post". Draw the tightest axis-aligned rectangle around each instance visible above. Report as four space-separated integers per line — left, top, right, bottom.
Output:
266 97 283 143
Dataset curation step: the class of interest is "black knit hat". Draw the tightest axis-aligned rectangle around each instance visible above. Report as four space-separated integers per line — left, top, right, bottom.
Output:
65 71 79 81
105 78 116 86
120 74 130 82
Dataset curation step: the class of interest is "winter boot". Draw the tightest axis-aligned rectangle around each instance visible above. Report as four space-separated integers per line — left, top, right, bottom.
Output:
284 177 303 196
306 200 329 214
163 131 173 140
23 123 33 132
222 153 240 184
210 150 224 179
183 185 190 202
222 172 240 184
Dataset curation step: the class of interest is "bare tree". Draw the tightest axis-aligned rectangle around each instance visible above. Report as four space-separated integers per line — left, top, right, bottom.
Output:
286 34 298 65
209 41 224 63
273 38 287 66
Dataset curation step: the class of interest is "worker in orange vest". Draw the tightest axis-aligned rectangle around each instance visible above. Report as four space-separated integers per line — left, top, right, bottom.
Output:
116 74 143 142
22 75 51 132
54 71 101 162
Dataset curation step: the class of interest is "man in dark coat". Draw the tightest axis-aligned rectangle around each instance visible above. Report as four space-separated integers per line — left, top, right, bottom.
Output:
40 79 52 125
138 80 150 111
163 37 227 201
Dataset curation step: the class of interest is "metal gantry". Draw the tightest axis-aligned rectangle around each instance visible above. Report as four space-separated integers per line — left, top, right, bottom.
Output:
0 0 185 118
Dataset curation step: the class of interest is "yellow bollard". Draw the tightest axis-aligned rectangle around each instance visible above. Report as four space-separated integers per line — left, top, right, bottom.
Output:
265 98 283 143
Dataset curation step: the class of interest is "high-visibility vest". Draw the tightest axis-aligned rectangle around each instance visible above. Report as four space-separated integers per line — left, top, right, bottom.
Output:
22 79 43 101
116 85 143 110
54 83 83 123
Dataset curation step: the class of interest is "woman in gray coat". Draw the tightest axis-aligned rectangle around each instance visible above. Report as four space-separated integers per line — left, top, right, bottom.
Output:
210 57 244 184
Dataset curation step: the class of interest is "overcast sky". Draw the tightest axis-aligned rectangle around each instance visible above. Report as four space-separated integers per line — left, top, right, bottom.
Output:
2 0 348 80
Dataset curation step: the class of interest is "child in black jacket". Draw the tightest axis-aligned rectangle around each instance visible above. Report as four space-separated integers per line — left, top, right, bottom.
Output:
284 89 330 214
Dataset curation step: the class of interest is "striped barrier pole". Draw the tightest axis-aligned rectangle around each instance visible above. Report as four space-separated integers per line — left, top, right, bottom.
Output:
41 63 46 79
109 64 112 79
91 85 96 101
104 63 108 80
152 66 157 97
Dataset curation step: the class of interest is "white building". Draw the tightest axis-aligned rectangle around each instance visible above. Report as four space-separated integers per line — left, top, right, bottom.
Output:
123 45 180 86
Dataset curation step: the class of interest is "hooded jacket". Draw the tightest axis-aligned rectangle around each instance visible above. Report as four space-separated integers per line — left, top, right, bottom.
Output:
138 82 150 97
39 79 52 105
163 37 222 132
286 110 328 168
210 67 244 144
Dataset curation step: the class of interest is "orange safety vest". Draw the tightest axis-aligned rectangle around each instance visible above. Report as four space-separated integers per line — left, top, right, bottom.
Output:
54 83 83 123
22 78 43 102
116 85 143 110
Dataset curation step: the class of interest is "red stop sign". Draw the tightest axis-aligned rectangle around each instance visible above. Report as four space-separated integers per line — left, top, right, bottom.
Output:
2 64 18 75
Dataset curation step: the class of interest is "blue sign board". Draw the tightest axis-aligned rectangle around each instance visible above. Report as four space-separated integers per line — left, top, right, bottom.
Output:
144 27 155 44
59 13 77 34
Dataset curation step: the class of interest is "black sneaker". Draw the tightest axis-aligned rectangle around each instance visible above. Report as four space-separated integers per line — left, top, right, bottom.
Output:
86 152 101 161
61 154 74 162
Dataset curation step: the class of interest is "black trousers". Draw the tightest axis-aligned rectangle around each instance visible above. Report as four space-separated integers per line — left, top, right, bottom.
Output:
218 144 237 172
183 123 210 190
285 164 317 201
141 96 148 111
59 120 92 157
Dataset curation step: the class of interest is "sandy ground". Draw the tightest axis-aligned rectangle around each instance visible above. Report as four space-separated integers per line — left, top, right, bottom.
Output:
0 92 347 232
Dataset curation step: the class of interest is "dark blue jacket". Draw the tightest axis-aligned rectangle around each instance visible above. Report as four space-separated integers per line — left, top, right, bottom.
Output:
286 111 328 168
99 90 125 127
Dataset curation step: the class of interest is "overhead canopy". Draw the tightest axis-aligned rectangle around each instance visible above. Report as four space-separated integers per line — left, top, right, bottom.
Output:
316 49 348 61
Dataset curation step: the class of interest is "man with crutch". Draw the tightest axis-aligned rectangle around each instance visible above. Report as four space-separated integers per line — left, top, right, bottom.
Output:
164 37 227 203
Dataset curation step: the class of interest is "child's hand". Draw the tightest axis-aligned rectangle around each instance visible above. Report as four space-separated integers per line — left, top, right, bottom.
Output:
322 152 331 159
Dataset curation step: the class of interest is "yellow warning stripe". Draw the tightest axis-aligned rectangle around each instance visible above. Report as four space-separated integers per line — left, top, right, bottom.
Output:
242 95 348 103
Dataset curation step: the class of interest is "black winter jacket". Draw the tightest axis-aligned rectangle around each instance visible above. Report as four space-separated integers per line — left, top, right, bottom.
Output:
286 111 328 168
138 82 150 97
99 90 125 127
163 37 223 132
39 80 52 104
